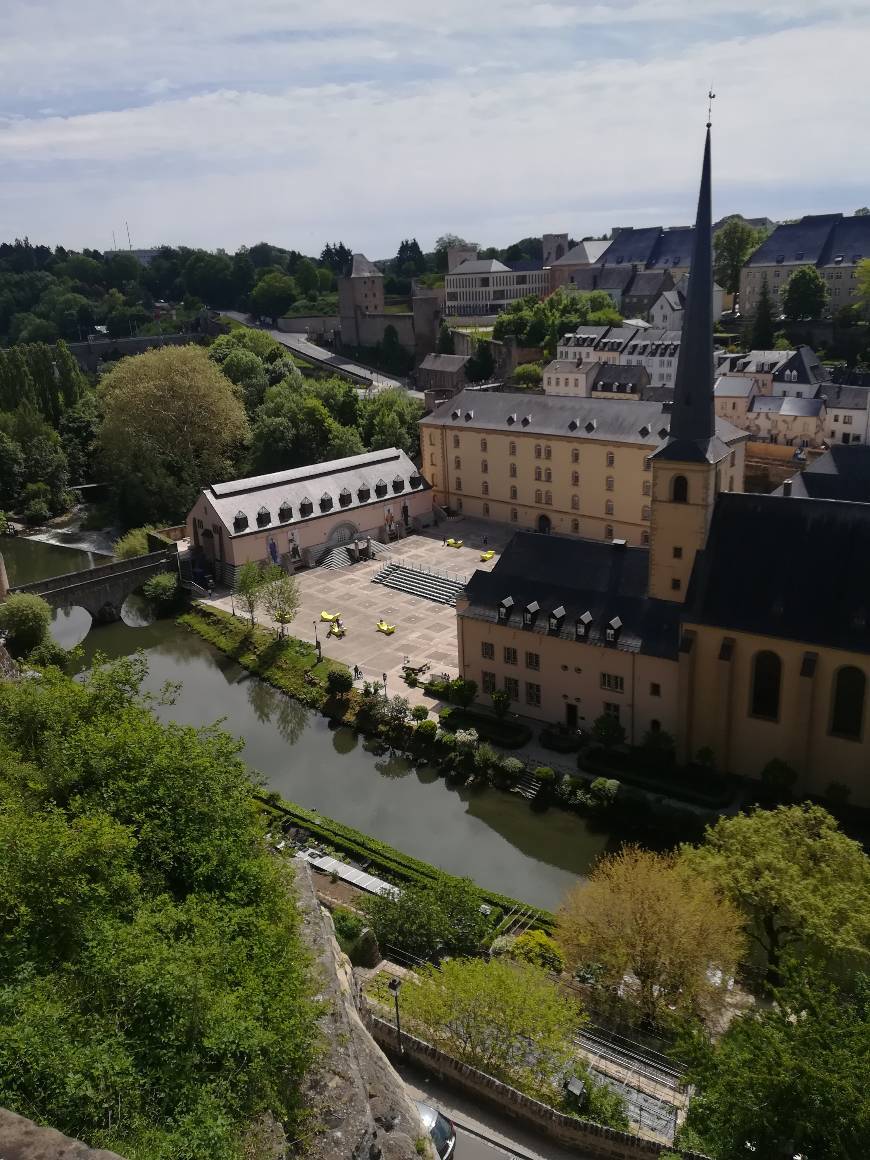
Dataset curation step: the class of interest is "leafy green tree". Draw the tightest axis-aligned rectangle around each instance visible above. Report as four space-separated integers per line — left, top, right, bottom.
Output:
511 930 565 972
395 238 426 276
557 847 745 1025
782 264 829 320
326 669 353 698
259 572 300 637
590 712 626 750
433 234 476 273
98 345 250 525
0 592 52 656
250 272 297 323
234 560 273 628
512 362 543 388
113 525 156 560
465 340 494 383
220 347 269 411
449 677 477 708
436 321 455 354
681 804 870 984
748 273 777 348
362 877 489 961
491 688 511 719
0 430 24 506
294 258 319 297
713 217 766 306
141 572 180 615
680 969 870 1160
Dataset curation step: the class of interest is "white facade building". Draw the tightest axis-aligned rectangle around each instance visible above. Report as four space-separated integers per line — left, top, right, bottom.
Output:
444 258 549 317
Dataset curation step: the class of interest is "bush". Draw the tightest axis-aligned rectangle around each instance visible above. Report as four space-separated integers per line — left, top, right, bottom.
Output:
331 906 364 943
0 511 8 535
534 766 555 783
491 688 511 720
499 757 525 786
411 704 429 722
326 669 354 698
590 777 620 807
414 718 438 745
440 707 532 749
25 637 69 670
512 930 565 973
591 713 626 750
0 593 52 656
23 498 51 525
450 677 478 708
423 676 452 700
114 525 156 560
141 572 180 615
760 758 798 798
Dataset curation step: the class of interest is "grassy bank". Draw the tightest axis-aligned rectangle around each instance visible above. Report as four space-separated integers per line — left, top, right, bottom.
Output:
179 602 352 711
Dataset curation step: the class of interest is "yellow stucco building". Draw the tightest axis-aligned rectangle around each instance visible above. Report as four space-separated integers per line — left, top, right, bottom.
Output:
450 126 870 807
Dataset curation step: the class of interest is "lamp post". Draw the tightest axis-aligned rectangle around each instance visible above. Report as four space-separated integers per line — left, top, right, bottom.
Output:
388 977 403 1054
313 620 321 661
382 671 388 699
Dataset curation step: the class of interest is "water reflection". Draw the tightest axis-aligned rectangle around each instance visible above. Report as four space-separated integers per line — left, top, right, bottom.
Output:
374 753 413 780
121 592 156 628
331 726 359 756
245 677 309 746
50 606 92 649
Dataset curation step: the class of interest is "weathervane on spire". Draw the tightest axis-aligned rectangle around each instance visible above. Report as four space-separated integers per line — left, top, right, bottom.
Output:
707 88 716 128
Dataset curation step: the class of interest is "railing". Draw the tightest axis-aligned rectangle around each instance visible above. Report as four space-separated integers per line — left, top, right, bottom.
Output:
375 558 469 586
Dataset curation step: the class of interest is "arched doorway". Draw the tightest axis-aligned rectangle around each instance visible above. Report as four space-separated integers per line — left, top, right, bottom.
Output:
328 522 359 546
537 514 552 534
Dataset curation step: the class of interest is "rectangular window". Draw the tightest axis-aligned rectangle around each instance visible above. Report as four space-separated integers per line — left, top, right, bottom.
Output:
504 676 519 700
481 641 495 660
603 701 620 720
600 673 625 693
510 508 518 522
480 438 488 451
673 546 683 559
671 577 681 591
650 682 661 697
525 682 541 706
455 478 462 491
509 463 517 478
525 651 540 671
504 646 518 665
483 502 490 515
428 432 434 445
482 671 496 694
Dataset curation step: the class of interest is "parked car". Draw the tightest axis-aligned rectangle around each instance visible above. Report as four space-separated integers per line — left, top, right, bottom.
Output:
415 1100 456 1158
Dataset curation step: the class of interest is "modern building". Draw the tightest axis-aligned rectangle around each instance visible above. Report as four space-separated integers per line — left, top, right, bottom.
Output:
186 449 433 584
739 212 870 317
454 126 870 806
444 258 549 316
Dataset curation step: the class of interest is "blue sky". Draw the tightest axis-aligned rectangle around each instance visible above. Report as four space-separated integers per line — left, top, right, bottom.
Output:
1 0 868 257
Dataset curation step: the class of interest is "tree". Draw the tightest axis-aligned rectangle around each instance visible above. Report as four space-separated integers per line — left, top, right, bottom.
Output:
590 712 626 750
713 217 765 306
557 847 745 1026
98 345 250 525
680 968 870 1160
395 238 426 276
398 959 612 1114
0 593 52 656
491 688 511 719
465 340 494 383
782 264 829 320
362 877 489 962
748 273 777 348
258 572 300 637
319 241 352 274
0 430 24 506
512 362 543 389
294 258 319 297
234 560 273 628
250 272 297 323
681 804 870 984
449 677 477 708
435 321 455 354
220 347 269 411
326 669 353 698
855 257 870 321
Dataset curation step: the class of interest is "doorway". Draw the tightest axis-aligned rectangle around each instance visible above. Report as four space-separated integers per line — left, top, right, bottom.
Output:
537 514 552 535
565 703 578 730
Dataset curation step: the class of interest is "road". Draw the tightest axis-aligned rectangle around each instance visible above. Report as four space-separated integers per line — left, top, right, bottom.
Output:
399 1060 595 1160
221 311 417 394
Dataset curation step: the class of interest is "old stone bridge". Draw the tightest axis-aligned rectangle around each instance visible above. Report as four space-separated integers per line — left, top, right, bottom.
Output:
10 549 178 624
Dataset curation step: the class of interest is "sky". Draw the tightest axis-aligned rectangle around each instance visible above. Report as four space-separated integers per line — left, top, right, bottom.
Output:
2 0 869 258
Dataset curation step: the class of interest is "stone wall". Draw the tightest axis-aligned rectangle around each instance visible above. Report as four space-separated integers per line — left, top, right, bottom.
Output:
0 1108 126 1160
65 334 209 373
365 1015 709 1160
277 315 339 336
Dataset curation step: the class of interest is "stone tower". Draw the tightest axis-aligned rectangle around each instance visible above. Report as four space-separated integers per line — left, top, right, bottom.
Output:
337 254 384 347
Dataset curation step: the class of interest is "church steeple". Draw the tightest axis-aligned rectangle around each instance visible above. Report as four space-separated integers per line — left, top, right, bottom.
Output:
652 125 725 464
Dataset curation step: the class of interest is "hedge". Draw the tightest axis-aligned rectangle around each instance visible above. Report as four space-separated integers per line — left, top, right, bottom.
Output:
439 707 533 749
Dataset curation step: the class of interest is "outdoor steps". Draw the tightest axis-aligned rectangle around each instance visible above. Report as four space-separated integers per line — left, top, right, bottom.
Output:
371 562 465 606
318 542 393 571
515 771 542 800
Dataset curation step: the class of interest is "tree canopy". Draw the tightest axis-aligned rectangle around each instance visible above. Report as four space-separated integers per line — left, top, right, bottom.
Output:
361 877 490 962
781 264 829 320
492 289 621 351
98 344 250 525
0 657 316 1159
748 273 777 348
713 217 767 300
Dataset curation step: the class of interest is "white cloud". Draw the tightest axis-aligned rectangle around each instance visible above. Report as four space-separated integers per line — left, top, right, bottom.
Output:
0 2 868 252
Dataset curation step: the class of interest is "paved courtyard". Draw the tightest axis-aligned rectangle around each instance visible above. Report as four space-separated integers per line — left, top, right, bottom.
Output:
208 517 515 701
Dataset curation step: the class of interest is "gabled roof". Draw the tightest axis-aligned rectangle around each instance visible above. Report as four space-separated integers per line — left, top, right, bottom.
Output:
647 227 694 268
349 253 382 278
551 240 610 267
745 214 842 267
597 227 664 268
423 387 745 448
204 449 426 537
656 289 686 312
566 267 635 293
462 532 682 659
684 492 870 653
419 353 470 373
773 446 870 502
772 345 827 385
625 270 673 299
450 258 511 275
591 364 649 390
714 374 758 398
819 383 870 410
818 215 870 266
749 396 824 417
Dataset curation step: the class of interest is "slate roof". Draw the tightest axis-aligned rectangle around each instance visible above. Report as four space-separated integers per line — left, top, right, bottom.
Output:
773 446 870 502
349 254 382 278
819 383 870 410
566 267 636 294
505 259 545 273
745 214 842 267
450 258 511 275
562 325 612 347
749 396 824 417
203 449 427 537
551 240 610 267
419 353 470 373
684 492 870 654
656 289 686 312
462 532 682 659
818 215 870 265
543 359 591 374
714 375 757 398
625 270 672 299
598 227 664 268
624 329 681 357
424 387 746 448
648 227 695 268
591 364 650 392
596 325 641 353
772 345 827 386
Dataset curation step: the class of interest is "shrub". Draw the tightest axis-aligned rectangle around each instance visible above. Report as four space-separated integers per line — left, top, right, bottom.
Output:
404 671 418 688
23 498 51 525
114 525 156 559
411 704 430 722
450 677 478 709
591 713 626 750
24 637 69 670
534 766 555 783
326 669 354 698
0 593 52 656
760 758 798 797
491 688 511 719
415 718 438 743
141 572 180 615
423 676 452 700
512 930 565 973
331 907 364 943
590 777 620 807
540 725 582 753
440 707 532 749
0 511 8 535
499 757 525 786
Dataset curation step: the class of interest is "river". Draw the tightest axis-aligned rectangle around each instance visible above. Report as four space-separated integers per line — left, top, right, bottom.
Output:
1 536 617 909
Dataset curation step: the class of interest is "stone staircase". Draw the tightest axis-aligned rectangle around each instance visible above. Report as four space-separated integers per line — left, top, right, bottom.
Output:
515 769 543 800
371 562 465 606
317 541 392 571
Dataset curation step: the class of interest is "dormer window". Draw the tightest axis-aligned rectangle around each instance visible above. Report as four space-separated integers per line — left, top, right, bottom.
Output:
498 596 514 623
658 426 669 439
639 424 651 438
375 478 387 497
256 505 271 527
233 510 248 532
278 500 293 522
451 409 460 420
575 610 593 641
523 601 540 628
339 487 352 507
568 418 579 431
549 605 566 633
522 415 532 426
320 493 333 512
464 410 474 422
506 413 517 425
299 496 313 517
606 616 623 644
585 420 597 433
409 471 422 488
357 484 371 502
392 474 405 492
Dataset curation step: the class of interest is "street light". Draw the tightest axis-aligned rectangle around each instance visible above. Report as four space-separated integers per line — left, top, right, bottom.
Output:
388 977 403 1054
313 620 321 661
382 671 388 699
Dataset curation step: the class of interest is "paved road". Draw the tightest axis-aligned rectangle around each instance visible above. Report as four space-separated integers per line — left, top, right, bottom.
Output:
222 311 417 394
400 1061 595 1160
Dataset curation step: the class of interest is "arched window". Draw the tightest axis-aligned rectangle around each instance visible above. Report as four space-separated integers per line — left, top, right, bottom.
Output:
672 474 689 503
535 489 542 503
572 471 579 485
544 490 552 505
750 651 782 720
481 481 489 496
606 451 615 467
510 485 517 499
830 666 866 740
535 466 542 481
605 499 614 515
534 444 542 459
